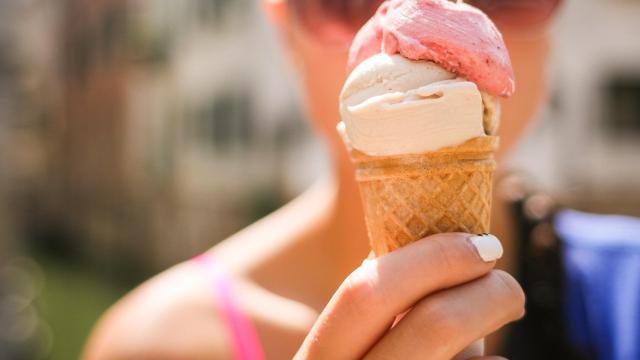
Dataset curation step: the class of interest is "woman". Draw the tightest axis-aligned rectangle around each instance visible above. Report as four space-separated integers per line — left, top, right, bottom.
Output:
84 0 560 358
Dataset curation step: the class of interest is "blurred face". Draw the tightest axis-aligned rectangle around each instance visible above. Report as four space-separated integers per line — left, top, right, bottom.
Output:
265 0 562 156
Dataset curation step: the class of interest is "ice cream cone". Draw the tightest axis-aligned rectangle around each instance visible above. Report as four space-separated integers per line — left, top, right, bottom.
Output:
349 136 499 256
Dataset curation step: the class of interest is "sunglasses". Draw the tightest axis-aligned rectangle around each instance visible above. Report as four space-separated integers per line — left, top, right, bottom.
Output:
290 0 563 45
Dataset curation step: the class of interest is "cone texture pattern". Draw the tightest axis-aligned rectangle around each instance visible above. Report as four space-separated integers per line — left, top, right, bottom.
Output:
351 136 498 256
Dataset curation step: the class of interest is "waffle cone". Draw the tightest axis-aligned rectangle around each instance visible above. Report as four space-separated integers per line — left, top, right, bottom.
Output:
350 136 499 256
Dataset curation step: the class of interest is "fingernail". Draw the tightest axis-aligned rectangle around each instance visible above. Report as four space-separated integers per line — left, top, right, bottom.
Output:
469 234 503 262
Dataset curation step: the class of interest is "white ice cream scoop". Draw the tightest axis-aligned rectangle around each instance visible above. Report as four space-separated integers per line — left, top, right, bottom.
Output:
339 53 498 156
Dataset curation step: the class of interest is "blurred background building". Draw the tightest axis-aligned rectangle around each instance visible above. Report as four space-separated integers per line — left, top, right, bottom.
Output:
1 0 324 358
0 0 638 358
510 0 640 217
14 0 324 274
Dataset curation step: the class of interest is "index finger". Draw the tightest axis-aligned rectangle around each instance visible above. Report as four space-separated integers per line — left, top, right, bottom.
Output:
295 233 503 359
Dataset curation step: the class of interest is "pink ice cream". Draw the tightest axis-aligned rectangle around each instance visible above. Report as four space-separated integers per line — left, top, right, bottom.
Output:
348 0 515 97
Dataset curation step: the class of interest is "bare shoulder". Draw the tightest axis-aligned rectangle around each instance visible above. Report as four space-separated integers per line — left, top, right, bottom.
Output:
83 261 231 359
83 259 318 360
83 181 333 359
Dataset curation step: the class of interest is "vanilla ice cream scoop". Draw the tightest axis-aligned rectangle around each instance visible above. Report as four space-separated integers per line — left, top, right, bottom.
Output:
339 53 490 156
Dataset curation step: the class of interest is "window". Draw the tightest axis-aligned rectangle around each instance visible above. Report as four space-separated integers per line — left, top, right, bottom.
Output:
197 0 240 26
194 92 253 152
603 75 640 137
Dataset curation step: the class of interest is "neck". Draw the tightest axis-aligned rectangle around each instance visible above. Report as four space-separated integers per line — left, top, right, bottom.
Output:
327 139 371 273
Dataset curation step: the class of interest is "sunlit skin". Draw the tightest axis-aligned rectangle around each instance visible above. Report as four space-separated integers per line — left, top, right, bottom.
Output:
83 1 551 359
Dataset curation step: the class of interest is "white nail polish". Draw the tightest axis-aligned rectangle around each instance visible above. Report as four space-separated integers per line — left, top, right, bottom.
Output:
469 234 503 262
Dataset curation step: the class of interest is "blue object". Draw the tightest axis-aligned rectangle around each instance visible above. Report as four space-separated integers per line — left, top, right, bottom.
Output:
555 209 640 360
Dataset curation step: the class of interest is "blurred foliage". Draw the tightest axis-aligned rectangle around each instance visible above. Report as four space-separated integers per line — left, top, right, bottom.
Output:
36 254 129 360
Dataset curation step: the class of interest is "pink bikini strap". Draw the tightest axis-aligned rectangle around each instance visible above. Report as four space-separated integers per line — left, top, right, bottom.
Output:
195 253 265 360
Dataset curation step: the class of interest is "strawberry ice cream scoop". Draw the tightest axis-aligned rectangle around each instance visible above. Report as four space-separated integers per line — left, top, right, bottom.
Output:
348 0 515 97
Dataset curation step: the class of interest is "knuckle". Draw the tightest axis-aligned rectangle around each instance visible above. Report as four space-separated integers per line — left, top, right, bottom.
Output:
489 270 526 319
338 263 380 310
450 234 480 264
425 234 479 275
429 237 458 274
414 297 459 337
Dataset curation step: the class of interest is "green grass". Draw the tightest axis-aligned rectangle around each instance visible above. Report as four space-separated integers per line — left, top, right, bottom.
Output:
35 255 130 360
